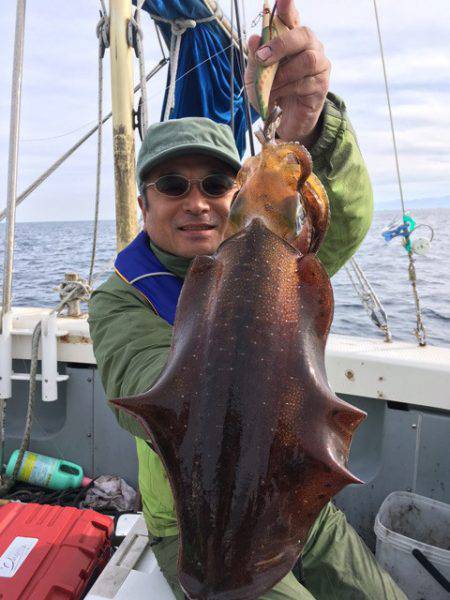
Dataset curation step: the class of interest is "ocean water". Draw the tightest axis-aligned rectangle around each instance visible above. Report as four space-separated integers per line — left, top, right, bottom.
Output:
1 208 449 347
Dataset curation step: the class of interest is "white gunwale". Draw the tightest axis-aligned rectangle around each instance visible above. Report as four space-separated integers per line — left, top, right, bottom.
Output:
6 307 450 412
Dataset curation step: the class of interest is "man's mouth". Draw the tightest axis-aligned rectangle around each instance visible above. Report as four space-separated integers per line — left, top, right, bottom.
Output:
178 224 217 231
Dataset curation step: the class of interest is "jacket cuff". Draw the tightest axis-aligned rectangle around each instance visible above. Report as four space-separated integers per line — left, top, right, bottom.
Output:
309 92 349 165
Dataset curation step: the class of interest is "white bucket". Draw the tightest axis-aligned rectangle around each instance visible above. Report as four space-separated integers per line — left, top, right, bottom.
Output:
374 491 450 600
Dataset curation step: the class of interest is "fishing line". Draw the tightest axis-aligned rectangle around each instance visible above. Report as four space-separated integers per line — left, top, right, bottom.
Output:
372 0 427 345
233 0 256 155
372 0 405 215
19 37 252 149
268 0 278 37
21 121 99 143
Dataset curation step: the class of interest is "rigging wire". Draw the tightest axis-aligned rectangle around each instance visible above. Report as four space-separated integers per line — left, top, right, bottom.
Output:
233 0 256 156
372 0 427 346
345 258 392 343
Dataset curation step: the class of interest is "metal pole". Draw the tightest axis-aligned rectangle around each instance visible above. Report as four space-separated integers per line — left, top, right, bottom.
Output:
109 0 138 251
0 59 168 224
1 0 27 322
0 0 27 483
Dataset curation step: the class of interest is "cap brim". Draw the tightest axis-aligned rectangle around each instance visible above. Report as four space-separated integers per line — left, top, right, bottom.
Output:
138 143 242 189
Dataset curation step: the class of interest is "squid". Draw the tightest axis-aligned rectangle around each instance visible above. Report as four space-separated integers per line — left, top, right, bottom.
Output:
112 138 366 599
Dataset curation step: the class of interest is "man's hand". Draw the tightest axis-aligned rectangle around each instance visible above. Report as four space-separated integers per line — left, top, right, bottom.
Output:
245 0 330 147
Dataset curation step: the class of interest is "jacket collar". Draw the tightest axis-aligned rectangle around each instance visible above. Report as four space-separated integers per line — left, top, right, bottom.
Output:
149 238 193 280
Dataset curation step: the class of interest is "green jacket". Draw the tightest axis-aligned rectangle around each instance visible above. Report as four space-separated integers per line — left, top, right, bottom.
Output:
88 94 373 535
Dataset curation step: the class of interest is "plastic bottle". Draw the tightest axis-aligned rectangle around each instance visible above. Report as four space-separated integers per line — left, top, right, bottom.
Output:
5 450 92 491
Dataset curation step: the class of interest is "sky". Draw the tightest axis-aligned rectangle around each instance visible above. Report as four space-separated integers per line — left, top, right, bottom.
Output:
0 0 449 222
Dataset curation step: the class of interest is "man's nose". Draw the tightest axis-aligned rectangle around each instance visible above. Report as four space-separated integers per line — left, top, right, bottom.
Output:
181 185 211 214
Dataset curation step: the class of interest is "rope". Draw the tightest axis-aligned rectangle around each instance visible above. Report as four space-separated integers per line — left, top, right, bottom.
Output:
0 281 91 496
7 322 41 488
149 10 221 121
345 258 392 343
3 478 94 507
89 8 109 287
55 280 91 310
166 19 206 120
372 0 427 346
408 252 427 346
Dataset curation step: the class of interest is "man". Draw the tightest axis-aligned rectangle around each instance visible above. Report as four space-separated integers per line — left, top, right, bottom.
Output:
89 1 406 598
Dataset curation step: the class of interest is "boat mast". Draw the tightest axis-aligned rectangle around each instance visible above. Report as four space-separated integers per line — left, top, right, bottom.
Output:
109 0 138 251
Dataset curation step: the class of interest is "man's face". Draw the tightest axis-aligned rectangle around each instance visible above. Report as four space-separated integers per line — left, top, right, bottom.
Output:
139 154 237 258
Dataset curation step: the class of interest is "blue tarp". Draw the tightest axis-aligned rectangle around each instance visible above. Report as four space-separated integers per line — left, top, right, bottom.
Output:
140 0 257 157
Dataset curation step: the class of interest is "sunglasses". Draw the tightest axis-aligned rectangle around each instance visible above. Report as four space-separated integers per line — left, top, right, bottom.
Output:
144 173 236 198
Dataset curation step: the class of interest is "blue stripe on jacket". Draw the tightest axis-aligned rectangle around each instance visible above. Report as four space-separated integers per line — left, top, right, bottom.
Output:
114 231 183 326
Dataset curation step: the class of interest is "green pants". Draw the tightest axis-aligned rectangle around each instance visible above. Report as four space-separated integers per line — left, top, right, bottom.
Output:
150 502 407 599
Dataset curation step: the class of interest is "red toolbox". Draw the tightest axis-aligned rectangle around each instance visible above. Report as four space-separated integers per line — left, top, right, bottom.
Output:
0 502 113 599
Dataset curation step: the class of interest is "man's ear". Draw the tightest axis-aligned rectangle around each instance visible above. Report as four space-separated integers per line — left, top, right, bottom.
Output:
138 195 146 213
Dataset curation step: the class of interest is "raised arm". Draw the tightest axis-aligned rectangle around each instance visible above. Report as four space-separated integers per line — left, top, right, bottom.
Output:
245 0 373 276
312 94 373 276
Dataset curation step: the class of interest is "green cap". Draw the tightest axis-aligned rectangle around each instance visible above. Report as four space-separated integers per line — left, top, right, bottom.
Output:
136 117 242 191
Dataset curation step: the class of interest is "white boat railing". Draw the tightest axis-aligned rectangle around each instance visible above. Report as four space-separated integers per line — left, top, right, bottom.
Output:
0 311 69 403
4 307 450 412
